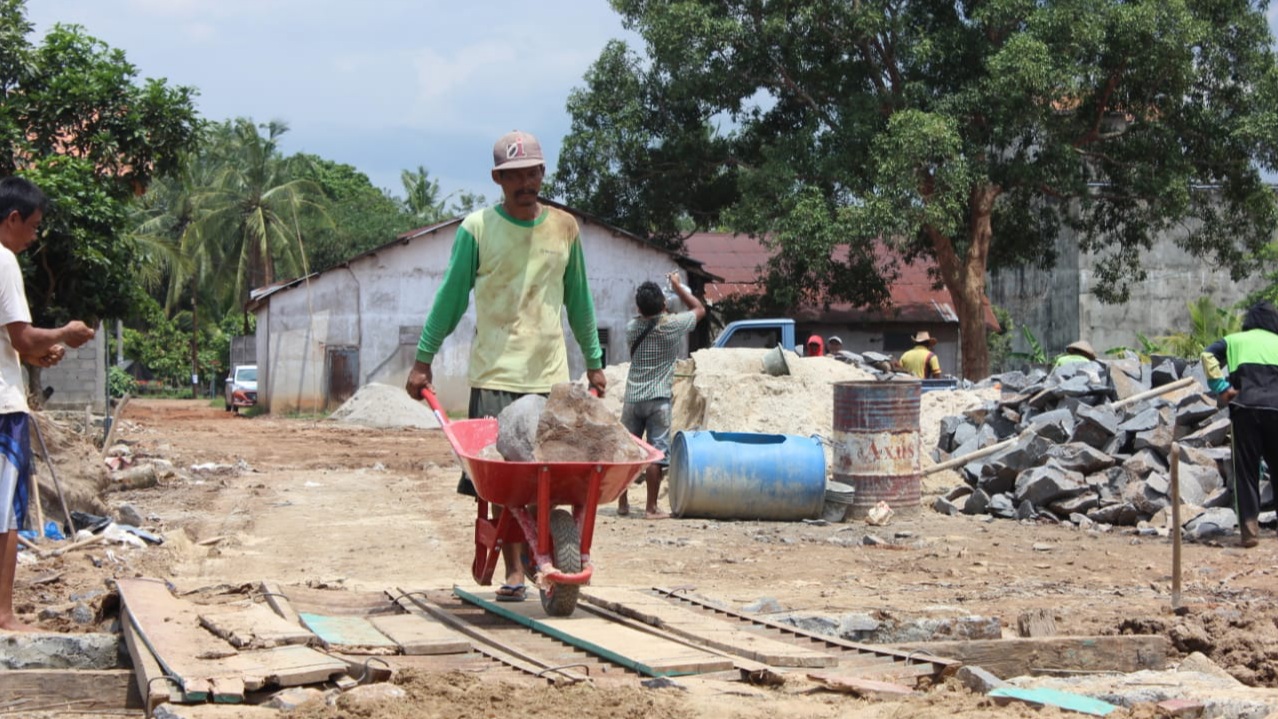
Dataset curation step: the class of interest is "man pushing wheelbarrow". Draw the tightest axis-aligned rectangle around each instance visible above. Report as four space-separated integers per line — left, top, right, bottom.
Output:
405 130 609 607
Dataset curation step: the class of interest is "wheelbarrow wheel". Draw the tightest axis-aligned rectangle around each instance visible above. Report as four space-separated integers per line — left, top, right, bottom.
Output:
540 508 581 617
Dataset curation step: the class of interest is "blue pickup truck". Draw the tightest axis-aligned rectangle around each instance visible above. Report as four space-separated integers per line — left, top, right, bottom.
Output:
710 318 797 351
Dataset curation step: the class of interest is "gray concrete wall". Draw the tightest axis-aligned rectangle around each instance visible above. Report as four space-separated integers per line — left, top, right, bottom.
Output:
989 220 1268 367
258 217 687 414
41 324 106 412
987 232 1080 362
1078 221 1268 356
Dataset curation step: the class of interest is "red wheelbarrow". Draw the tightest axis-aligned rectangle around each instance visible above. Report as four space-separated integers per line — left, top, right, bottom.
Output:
422 389 662 616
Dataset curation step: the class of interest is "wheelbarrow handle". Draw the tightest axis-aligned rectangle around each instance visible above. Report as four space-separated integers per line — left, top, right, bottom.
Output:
420 388 449 427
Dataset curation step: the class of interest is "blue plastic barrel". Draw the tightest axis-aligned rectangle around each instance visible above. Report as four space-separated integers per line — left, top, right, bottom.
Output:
668 431 827 520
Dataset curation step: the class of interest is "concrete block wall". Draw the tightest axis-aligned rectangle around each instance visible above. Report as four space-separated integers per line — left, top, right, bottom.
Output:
39 325 106 412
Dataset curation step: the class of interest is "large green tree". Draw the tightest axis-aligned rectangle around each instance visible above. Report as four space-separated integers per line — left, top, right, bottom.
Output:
0 0 199 328
299 155 413 272
555 0 1278 378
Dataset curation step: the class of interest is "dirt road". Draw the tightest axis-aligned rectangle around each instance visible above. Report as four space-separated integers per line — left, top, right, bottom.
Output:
19 399 1278 716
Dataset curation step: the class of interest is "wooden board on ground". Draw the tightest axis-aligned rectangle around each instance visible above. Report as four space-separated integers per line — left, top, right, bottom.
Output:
200 603 316 649
583 586 836 668
300 612 398 653
121 606 187 711
454 586 733 677
283 585 401 616
889 636 1170 679
258 580 303 626
0 669 140 712
369 613 470 655
117 577 351 700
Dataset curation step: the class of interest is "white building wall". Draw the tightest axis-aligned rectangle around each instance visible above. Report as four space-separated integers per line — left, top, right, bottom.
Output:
257 215 687 414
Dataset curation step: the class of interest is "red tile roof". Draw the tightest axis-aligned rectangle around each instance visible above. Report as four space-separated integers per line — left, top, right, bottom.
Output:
683 232 999 329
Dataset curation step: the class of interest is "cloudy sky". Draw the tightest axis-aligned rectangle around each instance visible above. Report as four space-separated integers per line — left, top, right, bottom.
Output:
26 0 634 200
25 2 1278 202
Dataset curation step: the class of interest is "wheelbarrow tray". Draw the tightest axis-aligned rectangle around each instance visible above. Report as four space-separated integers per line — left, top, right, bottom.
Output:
442 417 663 507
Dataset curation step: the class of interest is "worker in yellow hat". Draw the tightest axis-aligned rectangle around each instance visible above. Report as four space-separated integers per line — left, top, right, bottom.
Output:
1053 340 1098 369
899 331 941 378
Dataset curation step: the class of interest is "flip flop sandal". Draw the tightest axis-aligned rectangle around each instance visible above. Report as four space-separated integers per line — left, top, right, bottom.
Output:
495 584 527 602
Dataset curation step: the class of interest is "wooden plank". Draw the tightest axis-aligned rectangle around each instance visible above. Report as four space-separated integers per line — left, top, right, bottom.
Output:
116 578 239 703
652 586 959 674
226 645 351 688
117 578 348 699
583 587 836 668
889 636 1170 679
121 608 186 711
454 586 732 677
369 613 470 655
299 612 398 652
391 588 589 684
990 687 1118 716
574 600 789 686
200 603 316 648
284 585 400 616
0 669 140 711
258 580 303 626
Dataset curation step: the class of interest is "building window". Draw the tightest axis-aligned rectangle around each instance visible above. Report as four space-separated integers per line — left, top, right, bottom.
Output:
598 328 610 367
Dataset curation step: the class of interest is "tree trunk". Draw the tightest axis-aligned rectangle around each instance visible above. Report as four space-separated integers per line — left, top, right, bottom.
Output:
927 184 999 380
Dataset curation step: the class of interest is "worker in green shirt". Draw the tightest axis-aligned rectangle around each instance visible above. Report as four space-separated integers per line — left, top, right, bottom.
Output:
405 130 606 601
1053 340 1098 369
1202 301 1278 549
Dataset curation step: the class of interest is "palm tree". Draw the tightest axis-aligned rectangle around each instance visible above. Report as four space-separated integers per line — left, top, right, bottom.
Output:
1160 296 1243 358
401 165 445 225
195 119 326 308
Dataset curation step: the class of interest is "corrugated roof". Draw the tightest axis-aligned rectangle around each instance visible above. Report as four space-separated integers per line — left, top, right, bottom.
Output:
682 232 999 329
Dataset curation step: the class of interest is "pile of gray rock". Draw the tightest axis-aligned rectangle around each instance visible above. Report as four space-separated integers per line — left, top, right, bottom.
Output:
931 358 1259 537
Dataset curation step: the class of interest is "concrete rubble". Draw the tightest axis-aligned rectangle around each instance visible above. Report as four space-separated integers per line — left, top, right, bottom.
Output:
933 357 1246 536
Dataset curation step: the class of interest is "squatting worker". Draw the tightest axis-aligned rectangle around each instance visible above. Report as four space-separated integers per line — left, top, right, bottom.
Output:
0 178 95 631
1201 301 1278 549
1054 340 1098 369
826 336 843 355
404 130 606 602
617 272 704 519
900 331 942 378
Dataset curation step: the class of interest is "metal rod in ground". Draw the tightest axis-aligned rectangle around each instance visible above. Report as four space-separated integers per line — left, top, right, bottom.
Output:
1170 442 1182 609
30 416 75 535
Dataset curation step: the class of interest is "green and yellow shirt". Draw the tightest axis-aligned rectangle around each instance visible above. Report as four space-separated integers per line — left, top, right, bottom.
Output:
416 205 603 393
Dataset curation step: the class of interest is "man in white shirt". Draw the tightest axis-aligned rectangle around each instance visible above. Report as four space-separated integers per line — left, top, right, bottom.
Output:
0 177 95 632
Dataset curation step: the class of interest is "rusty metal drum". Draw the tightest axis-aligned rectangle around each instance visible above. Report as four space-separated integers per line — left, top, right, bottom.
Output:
833 381 922 518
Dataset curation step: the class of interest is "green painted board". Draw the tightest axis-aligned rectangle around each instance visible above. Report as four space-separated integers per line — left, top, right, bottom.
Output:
298 612 396 649
989 687 1117 716
453 586 731 677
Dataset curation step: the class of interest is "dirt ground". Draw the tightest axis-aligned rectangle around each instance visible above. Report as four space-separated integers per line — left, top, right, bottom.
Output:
14 398 1278 718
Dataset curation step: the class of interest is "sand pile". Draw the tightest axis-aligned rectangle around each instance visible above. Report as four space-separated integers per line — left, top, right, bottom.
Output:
328 383 440 429
600 347 997 478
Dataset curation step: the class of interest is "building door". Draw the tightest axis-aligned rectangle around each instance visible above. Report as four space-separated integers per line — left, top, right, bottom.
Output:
326 347 359 410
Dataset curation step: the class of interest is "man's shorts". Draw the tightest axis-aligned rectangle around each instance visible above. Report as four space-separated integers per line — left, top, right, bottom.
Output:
457 388 544 497
0 413 31 532
621 398 672 467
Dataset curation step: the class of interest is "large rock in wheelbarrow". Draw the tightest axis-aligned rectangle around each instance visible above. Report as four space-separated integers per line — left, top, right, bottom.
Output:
536 383 648 463
497 394 547 461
